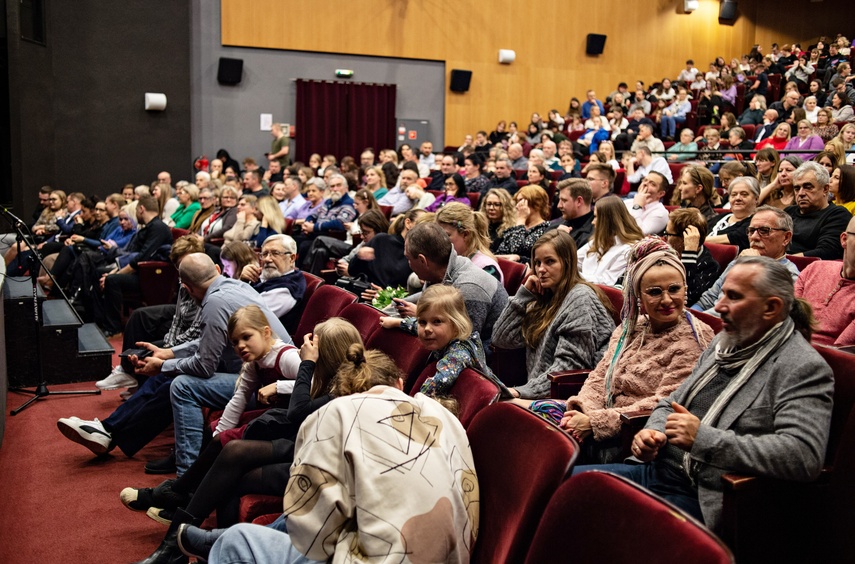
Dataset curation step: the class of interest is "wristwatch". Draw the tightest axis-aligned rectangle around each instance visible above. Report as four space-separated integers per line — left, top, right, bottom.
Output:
632 204 642 210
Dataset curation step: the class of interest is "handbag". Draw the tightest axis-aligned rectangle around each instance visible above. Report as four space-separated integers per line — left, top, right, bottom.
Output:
335 273 372 300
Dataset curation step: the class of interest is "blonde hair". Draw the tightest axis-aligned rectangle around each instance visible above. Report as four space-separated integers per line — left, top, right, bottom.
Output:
479 188 516 237
435 203 495 259
331 343 402 397
825 138 847 166
255 195 285 234
312 318 363 398
227 305 271 343
415 285 473 342
153 182 171 215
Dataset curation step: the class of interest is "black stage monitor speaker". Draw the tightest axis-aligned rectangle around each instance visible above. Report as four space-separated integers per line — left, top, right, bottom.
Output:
586 34 607 56
218 57 244 85
450 69 472 92
719 0 737 20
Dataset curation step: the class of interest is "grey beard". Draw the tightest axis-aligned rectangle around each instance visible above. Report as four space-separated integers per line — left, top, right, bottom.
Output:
260 267 283 282
329 192 342 203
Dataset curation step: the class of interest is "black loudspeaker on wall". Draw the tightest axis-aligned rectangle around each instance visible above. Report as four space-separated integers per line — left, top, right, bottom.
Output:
450 69 472 93
719 0 737 20
586 34 607 56
217 57 244 85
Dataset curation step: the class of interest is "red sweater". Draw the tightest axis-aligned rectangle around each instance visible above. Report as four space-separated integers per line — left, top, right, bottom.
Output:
795 260 855 346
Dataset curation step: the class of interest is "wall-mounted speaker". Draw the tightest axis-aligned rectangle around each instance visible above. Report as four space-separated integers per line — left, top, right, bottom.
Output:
450 69 472 93
586 34 607 56
217 57 244 85
719 0 737 20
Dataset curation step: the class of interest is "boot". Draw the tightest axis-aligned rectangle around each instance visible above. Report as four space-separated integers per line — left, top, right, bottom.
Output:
176 525 227 563
134 508 200 564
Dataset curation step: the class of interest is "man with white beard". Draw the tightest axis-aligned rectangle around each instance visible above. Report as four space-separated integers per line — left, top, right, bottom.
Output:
297 173 356 266
238 234 307 318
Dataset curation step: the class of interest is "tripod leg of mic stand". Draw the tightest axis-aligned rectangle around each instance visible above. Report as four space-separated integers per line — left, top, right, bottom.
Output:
10 384 102 416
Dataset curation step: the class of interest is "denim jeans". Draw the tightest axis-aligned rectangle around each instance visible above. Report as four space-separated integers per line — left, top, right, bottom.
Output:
170 372 239 476
572 461 703 522
209 523 324 564
660 114 686 138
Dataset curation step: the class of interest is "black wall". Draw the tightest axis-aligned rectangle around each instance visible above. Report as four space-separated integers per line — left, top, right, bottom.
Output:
5 0 191 221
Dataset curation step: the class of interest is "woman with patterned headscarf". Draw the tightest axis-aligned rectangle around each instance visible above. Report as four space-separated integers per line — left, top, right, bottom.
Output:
528 237 715 463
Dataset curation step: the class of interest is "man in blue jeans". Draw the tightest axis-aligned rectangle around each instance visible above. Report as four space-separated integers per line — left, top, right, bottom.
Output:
57 253 293 477
573 257 833 532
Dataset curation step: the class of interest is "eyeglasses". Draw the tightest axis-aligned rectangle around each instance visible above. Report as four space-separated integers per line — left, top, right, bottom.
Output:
221 195 237 200
664 232 683 238
260 250 291 259
643 284 685 299
118 217 131 222
747 226 788 236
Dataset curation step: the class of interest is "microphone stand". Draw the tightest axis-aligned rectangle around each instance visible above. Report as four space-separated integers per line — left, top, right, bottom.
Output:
0 206 100 415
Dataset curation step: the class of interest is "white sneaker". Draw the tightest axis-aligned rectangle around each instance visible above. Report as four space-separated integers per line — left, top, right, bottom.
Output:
57 417 114 455
96 366 138 390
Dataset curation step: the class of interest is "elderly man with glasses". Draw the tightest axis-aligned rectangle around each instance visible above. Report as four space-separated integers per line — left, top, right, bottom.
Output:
691 206 801 315
238 234 306 319
785 161 852 259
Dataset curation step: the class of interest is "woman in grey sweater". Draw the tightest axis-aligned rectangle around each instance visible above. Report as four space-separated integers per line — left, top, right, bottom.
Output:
493 230 615 399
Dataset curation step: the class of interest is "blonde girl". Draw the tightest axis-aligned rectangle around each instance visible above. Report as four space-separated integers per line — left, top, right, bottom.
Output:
436 202 504 283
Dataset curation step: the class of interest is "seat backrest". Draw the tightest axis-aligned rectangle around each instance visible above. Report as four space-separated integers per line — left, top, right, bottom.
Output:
704 242 738 272
814 345 855 480
379 205 393 220
469 403 579 564
280 272 323 336
338 302 383 343
366 327 430 391
689 308 723 334
525 471 734 564
294 285 356 340
466 192 480 209
497 258 527 296
170 228 189 241
786 254 820 272
409 365 501 429
595 284 623 325
137 261 178 306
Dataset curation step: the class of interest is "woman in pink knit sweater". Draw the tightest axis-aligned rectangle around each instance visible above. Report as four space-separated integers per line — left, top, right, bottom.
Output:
530 238 714 463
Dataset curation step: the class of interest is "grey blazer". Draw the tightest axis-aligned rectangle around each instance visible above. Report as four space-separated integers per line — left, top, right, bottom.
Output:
645 329 834 532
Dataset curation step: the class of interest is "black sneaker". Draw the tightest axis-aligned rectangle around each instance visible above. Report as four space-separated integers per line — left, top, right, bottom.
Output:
119 486 156 512
145 450 176 474
178 524 227 562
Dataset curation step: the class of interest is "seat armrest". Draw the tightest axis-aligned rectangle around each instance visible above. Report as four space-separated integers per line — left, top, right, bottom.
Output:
619 409 653 457
548 369 591 399
619 409 653 424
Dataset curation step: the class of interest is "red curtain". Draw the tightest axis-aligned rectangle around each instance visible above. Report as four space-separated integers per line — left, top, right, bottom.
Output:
295 80 396 164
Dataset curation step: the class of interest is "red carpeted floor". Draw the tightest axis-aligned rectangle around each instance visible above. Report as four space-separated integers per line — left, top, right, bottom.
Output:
0 337 178 563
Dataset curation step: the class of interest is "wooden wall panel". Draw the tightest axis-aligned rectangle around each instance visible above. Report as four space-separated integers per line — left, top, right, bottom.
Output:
751 0 854 53
222 0 760 145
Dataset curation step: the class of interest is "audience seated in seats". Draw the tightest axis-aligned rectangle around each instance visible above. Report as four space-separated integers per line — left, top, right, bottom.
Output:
187 188 216 235
759 155 802 209
754 122 791 152
237 235 307 319
388 222 507 349
495 185 552 264
830 91 855 123
59 253 295 479
251 195 286 247
692 206 799 314
153 181 179 222
37 196 107 281
661 88 692 140
219 241 256 280
168 184 201 230
624 146 673 187
752 109 780 143
629 123 665 155
462 153 492 196
707 176 759 251
582 89 606 119
785 161 852 258
362 165 388 200
550 178 595 248
378 167 418 216
666 128 699 162
294 173 357 267
435 202 503 283
615 108 655 154
347 209 418 294
5 190 83 273
574 256 833 534
666 208 721 305
91 194 173 337
738 94 767 126
836 124 855 164
795 215 855 346
403 183 436 211
489 157 519 194
309 209 389 279
725 126 755 158
626 172 670 235
578 195 644 285
785 119 827 159
753 147 780 191
425 172 470 212
493 230 614 400
301 189 374 275
830 163 855 213
201 345 476 564
674 165 718 223
382 285 496 398
507 142 529 171
223 195 260 244
202 186 240 244
769 90 802 126
527 238 714 463
124 318 366 562
525 164 551 192
813 107 839 142
480 188 517 253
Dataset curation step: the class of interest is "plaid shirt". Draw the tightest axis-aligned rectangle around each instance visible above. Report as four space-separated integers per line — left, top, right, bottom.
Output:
163 286 202 347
